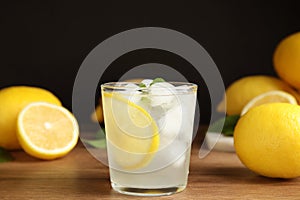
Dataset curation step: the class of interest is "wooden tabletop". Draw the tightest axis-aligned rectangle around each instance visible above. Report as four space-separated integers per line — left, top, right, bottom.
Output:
1 127 300 200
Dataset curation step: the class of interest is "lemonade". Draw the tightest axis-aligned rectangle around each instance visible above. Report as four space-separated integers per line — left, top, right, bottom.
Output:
101 79 197 196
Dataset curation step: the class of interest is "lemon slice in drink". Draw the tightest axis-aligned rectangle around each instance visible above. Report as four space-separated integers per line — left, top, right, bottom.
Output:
17 102 79 160
102 92 160 170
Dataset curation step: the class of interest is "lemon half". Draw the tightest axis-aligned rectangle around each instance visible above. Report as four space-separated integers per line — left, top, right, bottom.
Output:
17 102 79 160
217 75 300 115
240 90 298 116
0 86 61 149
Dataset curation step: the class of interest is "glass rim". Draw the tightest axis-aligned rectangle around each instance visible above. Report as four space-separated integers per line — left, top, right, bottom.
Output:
101 81 197 89
101 81 197 88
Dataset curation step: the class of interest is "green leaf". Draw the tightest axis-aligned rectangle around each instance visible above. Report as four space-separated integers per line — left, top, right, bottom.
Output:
84 139 106 148
0 147 14 163
141 96 151 104
83 128 106 148
208 115 240 136
150 78 165 86
95 128 106 139
138 83 146 88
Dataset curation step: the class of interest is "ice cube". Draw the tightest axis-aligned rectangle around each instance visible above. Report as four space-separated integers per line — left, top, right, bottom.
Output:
144 104 165 122
175 92 197 141
119 83 141 103
149 82 176 107
158 104 182 147
140 139 189 172
165 140 188 168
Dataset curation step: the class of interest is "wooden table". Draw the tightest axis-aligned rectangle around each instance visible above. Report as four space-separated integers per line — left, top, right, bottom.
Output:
1 128 300 200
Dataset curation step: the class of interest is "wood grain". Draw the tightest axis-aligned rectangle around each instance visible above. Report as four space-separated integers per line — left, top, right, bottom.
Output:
1 127 300 200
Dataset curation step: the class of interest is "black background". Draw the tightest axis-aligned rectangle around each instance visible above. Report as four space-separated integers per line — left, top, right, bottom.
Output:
1 1 299 123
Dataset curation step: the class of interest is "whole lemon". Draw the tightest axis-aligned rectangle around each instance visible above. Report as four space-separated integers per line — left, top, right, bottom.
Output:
217 75 300 115
274 32 300 90
234 103 300 178
0 86 61 149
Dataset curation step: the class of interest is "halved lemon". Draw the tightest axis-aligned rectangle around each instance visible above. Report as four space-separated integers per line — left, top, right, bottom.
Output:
241 90 298 116
17 102 79 160
102 92 160 170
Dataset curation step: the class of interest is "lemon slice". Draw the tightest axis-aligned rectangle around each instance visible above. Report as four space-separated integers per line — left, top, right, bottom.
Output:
17 102 79 160
102 92 160 170
241 90 298 116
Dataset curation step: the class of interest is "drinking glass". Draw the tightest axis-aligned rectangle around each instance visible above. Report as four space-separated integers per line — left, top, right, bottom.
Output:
101 81 197 196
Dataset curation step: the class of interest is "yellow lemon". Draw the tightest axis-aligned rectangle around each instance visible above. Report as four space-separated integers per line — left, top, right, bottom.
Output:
234 103 300 178
0 86 61 149
240 90 297 116
102 92 160 170
274 32 300 90
217 75 300 115
17 102 79 160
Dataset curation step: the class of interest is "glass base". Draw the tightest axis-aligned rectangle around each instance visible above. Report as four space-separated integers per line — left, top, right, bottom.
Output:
111 183 186 196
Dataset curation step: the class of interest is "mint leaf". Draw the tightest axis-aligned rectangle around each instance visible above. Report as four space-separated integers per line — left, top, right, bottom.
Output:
141 96 151 104
138 83 146 88
0 147 14 163
208 115 240 136
150 78 165 86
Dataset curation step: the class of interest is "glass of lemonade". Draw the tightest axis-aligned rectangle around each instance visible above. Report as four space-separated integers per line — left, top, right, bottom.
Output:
101 79 197 196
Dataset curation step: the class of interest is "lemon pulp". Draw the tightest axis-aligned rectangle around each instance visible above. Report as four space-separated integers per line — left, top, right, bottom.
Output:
17 102 79 160
240 90 298 116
